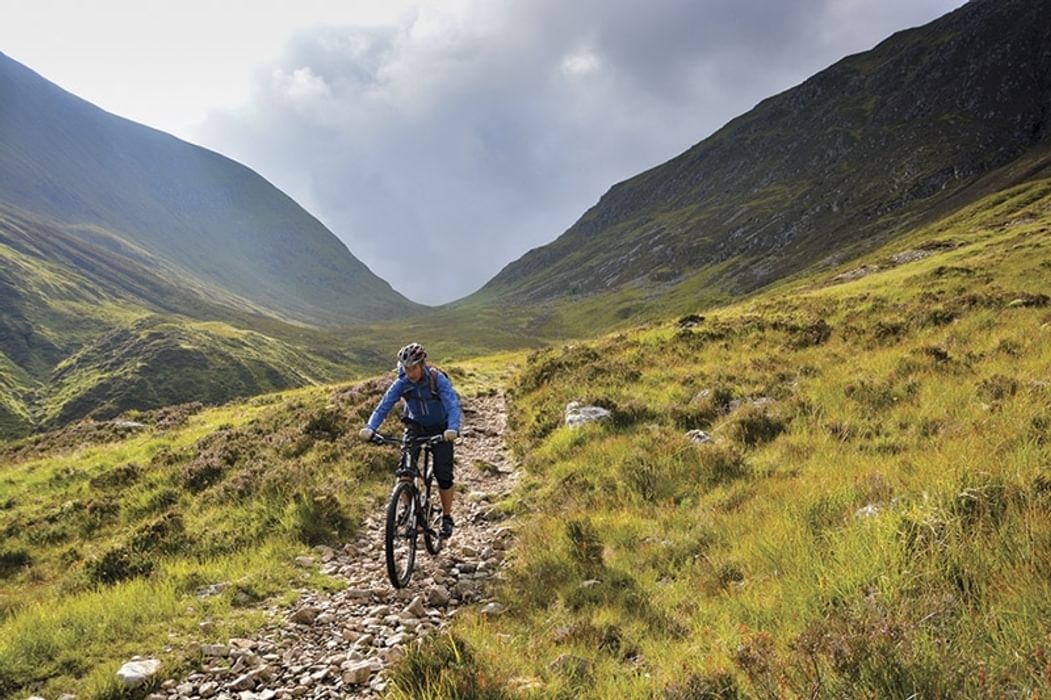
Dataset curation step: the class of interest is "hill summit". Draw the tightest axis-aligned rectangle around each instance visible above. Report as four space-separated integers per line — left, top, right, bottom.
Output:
473 0 1051 308
0 51 418 326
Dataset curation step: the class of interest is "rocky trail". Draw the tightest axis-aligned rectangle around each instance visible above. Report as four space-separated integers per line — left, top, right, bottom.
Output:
153 391 518 700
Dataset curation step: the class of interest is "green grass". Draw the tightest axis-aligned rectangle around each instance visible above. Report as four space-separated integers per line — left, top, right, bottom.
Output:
3 177 1051 698
0 381 378 697
0 350 521 699
392 178 1051 698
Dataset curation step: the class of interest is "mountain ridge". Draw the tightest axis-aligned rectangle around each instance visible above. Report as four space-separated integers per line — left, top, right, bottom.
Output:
470 0 1051 306
0 50 419 327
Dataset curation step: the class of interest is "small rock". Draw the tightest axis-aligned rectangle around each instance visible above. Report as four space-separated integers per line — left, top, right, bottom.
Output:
114 419 146 430
549 653 592 678
200 643 228 657
116 658 161 688
289 606 319 625
343 661 373 685
196 583 227 599
454 581 477 599
199 681 219 698
294 556 315 568
482 508 509 522
854 504 881 519
345 588 372 600
565 401 611 428
387 632 411 646
677 314 705 328
426 585 451 607
230 672 256 691
404 596 426 618
480 602 505 617
509 677 544 692
382 646 406 663
551 626 573 644
686 429 712 444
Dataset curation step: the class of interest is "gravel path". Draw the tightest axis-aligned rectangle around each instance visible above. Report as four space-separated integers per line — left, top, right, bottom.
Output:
158 391 517 700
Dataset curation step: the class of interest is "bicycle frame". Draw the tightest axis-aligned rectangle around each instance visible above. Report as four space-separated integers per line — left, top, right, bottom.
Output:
370 432 446 587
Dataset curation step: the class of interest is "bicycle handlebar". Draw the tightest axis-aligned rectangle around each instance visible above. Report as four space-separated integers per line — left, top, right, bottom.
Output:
369 433 448 448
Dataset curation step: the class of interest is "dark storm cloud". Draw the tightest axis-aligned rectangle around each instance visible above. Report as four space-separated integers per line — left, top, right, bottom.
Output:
196 0 963 304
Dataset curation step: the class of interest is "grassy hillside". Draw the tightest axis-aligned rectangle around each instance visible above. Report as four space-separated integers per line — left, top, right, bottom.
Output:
0 355 518 699
0 205 407 439
390 179 1051 697
2 178 1048 698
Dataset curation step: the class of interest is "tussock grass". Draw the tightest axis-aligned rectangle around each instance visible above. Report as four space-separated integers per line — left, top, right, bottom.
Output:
402 179 1051 697
0 351 523 698
0 376 409 697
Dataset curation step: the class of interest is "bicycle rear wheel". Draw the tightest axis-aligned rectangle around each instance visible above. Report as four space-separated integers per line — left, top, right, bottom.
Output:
385 481 418 587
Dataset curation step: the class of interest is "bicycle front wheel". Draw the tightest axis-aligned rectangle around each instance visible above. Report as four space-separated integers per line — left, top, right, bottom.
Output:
422 478 444 555
385 481 418 588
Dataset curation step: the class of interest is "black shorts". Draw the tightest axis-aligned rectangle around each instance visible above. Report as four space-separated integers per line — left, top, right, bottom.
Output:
403 420 454 489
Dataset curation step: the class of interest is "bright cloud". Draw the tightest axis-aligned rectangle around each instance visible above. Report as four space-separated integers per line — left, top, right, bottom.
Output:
562 48 601 77
274 67 332 103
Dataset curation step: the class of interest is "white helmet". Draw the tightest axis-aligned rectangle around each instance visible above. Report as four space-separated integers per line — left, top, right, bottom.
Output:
397 342 427 368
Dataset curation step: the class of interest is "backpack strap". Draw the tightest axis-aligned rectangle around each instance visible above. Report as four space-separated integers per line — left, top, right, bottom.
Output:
428 365 450 397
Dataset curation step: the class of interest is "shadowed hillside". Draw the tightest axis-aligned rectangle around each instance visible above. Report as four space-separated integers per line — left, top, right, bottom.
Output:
0 51 419 327
471 0 1051 319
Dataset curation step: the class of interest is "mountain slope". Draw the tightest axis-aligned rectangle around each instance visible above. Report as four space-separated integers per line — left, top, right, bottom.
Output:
0 53 427 437
438 177 1051 698
0 204 389 438
1 177 1047 699
0 51 419 326
470 0 1051 310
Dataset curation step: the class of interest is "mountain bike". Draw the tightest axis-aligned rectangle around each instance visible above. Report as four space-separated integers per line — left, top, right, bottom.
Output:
368 432 449 588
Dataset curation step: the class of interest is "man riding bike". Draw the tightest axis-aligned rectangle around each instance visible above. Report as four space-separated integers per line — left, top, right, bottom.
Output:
359 342 462 538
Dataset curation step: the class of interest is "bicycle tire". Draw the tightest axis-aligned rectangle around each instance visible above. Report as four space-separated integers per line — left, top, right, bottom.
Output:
422 476 444 555
385 481 418 588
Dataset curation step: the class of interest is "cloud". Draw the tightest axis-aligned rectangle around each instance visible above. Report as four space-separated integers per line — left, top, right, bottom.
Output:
274 66 332 104
196 0 963 304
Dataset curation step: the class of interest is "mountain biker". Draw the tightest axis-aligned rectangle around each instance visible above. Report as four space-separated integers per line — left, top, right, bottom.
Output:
359 342 461 538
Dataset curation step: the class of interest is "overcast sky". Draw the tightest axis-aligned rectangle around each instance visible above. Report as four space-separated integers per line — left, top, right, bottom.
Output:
1 0 965 304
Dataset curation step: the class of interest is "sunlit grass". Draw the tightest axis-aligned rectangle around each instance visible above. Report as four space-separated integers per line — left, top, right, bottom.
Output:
0 349 527 698
3 179 1051 697
392 179 1051 698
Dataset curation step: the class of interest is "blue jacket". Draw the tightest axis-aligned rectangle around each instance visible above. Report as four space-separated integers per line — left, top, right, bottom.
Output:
366 365 461 432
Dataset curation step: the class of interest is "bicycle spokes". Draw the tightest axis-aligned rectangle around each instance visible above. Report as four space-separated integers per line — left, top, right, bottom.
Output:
385 481 418 587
